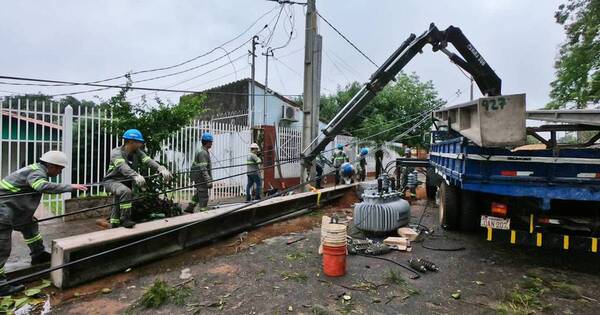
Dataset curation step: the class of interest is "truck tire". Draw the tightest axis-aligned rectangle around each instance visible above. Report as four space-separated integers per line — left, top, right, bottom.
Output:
459 190 480 232
425 168 439 201
439 182 460 230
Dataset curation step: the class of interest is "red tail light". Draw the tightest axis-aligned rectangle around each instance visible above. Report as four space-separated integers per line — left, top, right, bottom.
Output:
491 202 508 217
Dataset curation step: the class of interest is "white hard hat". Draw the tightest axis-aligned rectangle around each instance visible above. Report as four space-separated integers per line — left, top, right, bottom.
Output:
250 143 260 150
40 151 68 167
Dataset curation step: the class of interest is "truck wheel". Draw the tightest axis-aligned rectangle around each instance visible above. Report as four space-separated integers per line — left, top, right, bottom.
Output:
439 182 460 230
460 190 480 232
425 167 440 201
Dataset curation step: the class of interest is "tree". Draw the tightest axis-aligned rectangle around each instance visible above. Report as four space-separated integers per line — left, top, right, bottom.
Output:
547 0 600 109
319 73 445 148
99 86 206 157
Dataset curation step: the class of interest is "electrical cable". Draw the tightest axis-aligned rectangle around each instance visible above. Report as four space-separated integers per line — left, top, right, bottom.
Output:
315 11 379 68
0 6 281 89
355 253 420 279
0 75 303 97
3 168 337 288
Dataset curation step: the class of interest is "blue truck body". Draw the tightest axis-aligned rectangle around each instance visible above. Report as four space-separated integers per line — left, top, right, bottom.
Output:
429 133 600 211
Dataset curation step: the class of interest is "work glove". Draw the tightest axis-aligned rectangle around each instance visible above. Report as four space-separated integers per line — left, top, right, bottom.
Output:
133 174 146 187
158 166 173 182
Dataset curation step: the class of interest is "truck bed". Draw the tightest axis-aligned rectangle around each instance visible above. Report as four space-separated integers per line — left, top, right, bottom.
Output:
429 136 600 208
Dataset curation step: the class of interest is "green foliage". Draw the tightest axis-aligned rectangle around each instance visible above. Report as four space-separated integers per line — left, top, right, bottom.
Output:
132 175 182 221
319 73 445 147
547 0 600 109
139 279 192 309
99 84 206 157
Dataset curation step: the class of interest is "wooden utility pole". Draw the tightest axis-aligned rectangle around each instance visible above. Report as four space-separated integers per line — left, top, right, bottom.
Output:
301 0 322 187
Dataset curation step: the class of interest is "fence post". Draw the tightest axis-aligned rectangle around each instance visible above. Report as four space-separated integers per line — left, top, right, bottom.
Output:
62 105 73 213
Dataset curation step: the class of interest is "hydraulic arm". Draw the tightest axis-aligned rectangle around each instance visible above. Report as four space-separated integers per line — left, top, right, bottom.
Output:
302 23 501 164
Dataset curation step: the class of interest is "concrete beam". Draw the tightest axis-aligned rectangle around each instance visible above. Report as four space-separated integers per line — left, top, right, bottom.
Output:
51 184 354 288
526 110 600 126
433 94 526 147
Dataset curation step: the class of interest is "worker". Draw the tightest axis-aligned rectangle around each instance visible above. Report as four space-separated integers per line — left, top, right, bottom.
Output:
339 162 355 185
374 148 384 179
315 153 332 189
246 143 262 202
186 132 213 213
404 146 412 158
356 147 369 182
103 129 172 229
332 144 349 185
0 151 87 295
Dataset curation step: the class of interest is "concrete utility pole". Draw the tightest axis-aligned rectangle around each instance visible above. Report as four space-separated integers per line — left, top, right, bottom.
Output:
263 47 274 126
470 75 474 101
250 35 259 127
301 0 322 188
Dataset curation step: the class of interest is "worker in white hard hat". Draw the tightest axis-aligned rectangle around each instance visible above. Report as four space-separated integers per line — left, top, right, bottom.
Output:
0 151 87 296
246 143 262 202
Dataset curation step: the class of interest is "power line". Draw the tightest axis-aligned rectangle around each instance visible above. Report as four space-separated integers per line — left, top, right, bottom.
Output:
315 11 379 68
0 5 282 89
0 75 303 97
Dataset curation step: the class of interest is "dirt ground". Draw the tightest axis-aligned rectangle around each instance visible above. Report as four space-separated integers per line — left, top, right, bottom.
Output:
48 195 600 315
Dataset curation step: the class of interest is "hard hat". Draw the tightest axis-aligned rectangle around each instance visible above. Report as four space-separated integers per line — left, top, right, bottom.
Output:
360 148 369 156
123 129 145 142
40 151 68 167
340 162 354 177
201 132 214 142
250 143 260 150
336 144 344 150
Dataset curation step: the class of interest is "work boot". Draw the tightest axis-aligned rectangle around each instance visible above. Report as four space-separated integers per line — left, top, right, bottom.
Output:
31 251 51 265
0 283 25 296
120 217 136 229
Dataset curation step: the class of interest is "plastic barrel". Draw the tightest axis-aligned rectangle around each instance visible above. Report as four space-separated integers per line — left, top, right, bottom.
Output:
322 244 347 277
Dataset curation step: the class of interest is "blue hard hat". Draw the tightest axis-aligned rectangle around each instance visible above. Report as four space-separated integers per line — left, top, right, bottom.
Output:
336 144 344 150
360 148 369 156
123 129 144 142
341 162 354 177
201 132 214 142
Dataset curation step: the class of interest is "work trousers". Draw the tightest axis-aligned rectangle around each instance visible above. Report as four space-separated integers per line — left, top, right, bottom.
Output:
104 181 133 225
0 221 44 285
246 174 262 201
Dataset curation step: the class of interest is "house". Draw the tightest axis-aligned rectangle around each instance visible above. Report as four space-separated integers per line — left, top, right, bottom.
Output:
182 78 328 130
1 110 62 177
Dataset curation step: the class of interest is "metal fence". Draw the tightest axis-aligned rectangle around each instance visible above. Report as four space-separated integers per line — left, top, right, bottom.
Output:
158 120 251 203
1 97 407 215
0 98 66 213
0 98 253 214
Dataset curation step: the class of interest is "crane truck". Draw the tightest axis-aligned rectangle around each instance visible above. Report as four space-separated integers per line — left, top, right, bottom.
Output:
302 23 600 252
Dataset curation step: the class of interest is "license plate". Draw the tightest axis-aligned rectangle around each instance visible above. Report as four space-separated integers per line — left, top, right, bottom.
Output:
480 215 510 230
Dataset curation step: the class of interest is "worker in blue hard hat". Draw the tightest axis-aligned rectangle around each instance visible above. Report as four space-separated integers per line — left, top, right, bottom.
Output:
186 132 213 213
339 162 355 185
315 152 332 189
103 129 173 229
356 147 369 182
331 144 348 185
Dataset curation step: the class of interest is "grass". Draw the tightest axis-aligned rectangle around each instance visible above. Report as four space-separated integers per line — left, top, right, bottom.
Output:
385 269 406 286
494 276 550 315
138 279 192 309
385 269 420 296
281 271 308 282
285 251 307 261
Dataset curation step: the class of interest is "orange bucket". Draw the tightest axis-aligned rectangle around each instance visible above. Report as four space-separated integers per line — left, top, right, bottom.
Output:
322 244 346 277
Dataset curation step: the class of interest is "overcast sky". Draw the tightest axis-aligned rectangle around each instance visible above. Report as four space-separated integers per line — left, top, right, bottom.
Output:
0 0 565 110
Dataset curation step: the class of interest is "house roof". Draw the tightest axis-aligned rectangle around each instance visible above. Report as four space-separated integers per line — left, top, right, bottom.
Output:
199 78 302 109
2 110 63 130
